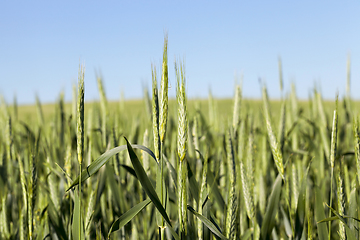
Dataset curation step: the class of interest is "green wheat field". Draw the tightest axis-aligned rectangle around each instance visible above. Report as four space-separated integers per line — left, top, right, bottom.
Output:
1 37 359 240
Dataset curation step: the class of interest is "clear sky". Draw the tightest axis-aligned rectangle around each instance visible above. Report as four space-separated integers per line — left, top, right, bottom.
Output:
1 1 359 105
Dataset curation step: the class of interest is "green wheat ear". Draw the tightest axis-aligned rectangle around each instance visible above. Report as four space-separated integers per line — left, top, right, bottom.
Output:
353 117 360 185
225 129 237 240
232 84 242 131
262 85 284 179
176 59 188 238
77 65 85 166
152 64 160 160
336 158 345 240
74 64 85 240
159 34 169 144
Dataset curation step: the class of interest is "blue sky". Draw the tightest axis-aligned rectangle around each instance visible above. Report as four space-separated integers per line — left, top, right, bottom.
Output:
1 1 359 104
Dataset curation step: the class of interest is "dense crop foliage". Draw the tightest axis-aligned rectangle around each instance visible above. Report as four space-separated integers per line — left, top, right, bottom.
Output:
1 40 359 239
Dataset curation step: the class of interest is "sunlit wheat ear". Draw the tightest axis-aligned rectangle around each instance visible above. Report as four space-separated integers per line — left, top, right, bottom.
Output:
75 64 85 240
346 54 351 98
176 60 188 238
336 159 345 240
353 117 360 185
35 94 44 126
176 61 187 163
152 64 160 160
241 117 255 222
278 56 283 93
330 98 338 170
159 34 168 144
291 162 299 214
77 65 85 166
198 152 208 239
96 75 108 147
225 129 237 240
262 85 284 179
192 113 200 159
84 181 98 237
18 155 27 240
328 96 338 239
278 101 286 152
232 84 242 131
28 155 37 239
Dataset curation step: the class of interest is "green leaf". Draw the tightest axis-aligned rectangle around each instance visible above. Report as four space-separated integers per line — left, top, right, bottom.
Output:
124 137 178 240
47 198 67 240
318 215 360 223
187 205 228 240
240 229 253 240
207 169 225 211
280 206 293 238
72 190 84 240
163 154 177 188
349 188 359 238
324 203 356 240
294 162 310 240
317 216 339 223
67 144 157 190
187 158 199 203
314 186 328 240
107 198 151 238
105 163 122 213
260 174 282 240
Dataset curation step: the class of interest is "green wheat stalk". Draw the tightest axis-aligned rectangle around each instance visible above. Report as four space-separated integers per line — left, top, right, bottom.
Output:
97 75 108 147
336 158 345 240
225 129 237 240
159 34 168 144
176 60 188 238
328 97 338 240
262 85 284 179
76 65 85 240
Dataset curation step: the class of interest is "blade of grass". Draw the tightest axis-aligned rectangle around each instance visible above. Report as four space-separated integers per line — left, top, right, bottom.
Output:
187 205 228 240
349 188 358 239
315 186 328 240
124 137 179 240
107 198 151 238
324 203 356 240
67 144 157 190
260 174 283 240
72 190 84 240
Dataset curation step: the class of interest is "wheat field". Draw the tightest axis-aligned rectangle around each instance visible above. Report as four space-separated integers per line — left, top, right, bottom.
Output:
0 37 359 240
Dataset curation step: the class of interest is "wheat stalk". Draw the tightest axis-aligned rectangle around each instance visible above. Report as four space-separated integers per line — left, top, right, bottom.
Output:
225 129 237 240
262 85 284 179
176 60 188 238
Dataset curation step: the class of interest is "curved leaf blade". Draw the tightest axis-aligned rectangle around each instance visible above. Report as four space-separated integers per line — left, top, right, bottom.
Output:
124 137 177 240
67 144 157 190
107 198 151 238
187 205 228 240
324 203 356 240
